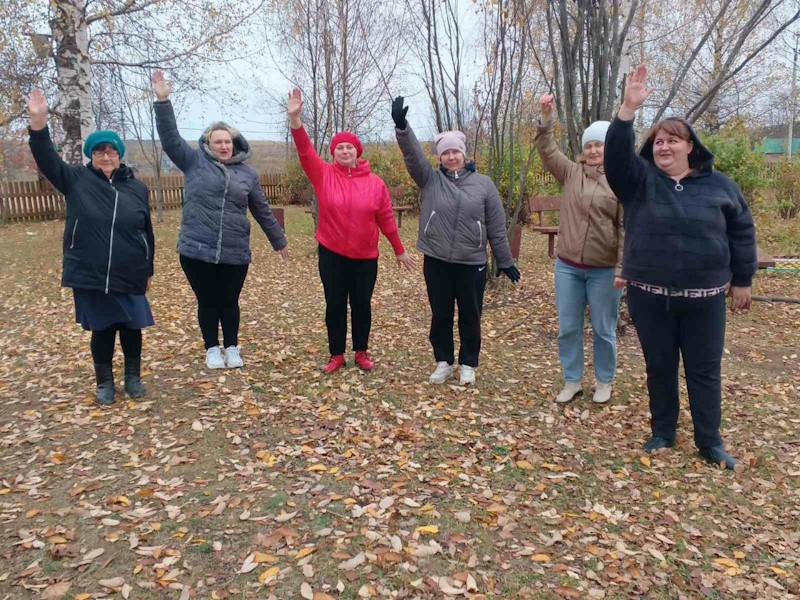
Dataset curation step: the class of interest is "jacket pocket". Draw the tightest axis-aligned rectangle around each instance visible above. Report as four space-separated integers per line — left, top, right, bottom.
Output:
424 210 437 236
141 233 150 260
69 219 79 249
475 221 484 248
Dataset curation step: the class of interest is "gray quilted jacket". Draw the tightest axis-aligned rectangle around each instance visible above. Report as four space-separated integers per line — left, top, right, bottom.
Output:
395 124 514 268
154 100 287 265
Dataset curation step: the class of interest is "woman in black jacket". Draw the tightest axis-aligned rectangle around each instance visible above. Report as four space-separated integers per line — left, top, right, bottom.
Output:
27 89 155 407
604 65 757 469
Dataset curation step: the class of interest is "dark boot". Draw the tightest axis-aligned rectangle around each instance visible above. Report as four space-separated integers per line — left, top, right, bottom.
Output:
94 363 115 406
124 356 146 398
644 436 674 452
698 445 739 470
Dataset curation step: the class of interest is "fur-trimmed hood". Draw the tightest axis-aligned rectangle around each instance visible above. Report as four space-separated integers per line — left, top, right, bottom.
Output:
199 121 252 165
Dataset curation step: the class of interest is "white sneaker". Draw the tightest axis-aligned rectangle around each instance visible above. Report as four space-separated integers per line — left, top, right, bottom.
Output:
224 346 244 368
429 361 454 384
205 347 226 369
556 381 583 403
459 365 476 386
593 381 613 404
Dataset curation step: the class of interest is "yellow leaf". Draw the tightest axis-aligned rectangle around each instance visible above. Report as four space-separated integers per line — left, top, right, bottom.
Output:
770 566 788 576
733 551 745 559
725 567 742 576
415 525 439 535
253 552 278 564
258 566 281 583
25 509 40 518
713 558 739 569
328 467 339 475
516 460 535 470
639 456 651 467
74 595 91 600
531 554 551 563
295 547 316 560
117 495 131 506
307 465 327 472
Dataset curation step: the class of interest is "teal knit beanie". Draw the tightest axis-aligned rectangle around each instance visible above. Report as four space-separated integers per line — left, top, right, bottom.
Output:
83 130 125 159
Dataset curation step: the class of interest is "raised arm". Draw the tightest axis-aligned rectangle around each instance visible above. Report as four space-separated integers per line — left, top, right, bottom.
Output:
247 173 288 252
392 97 433 189
26 90 83 195
287 88 326 187
534 94 576 185
152 70 197 172
604 65 653 204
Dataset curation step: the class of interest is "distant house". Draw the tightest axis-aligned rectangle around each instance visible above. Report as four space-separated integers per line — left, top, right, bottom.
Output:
757 137 800 162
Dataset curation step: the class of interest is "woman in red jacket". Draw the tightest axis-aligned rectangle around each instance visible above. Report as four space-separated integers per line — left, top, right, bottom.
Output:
288 88 416 373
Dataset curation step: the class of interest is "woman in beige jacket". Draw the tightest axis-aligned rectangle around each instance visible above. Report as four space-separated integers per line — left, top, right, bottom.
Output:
535 94 625 404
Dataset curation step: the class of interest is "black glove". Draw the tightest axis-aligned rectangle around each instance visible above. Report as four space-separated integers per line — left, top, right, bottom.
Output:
392 96 409 130
497 264 521 283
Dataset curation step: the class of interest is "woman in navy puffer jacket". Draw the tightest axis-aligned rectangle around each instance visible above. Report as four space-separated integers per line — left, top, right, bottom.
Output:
153 70 288 370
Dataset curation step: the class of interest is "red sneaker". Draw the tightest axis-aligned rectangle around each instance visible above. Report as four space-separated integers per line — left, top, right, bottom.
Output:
322 354 345 373
354 351 375 371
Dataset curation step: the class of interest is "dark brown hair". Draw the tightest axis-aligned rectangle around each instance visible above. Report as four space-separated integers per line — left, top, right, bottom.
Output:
646 117 691 145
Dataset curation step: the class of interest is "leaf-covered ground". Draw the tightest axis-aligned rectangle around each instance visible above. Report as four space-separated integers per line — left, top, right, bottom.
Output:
1 207 799 599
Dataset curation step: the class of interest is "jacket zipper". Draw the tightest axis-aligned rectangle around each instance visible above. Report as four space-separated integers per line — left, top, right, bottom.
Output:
214 165 230 264
141 233 149 260
105 181 119 294
70 219 78 249
424 210 437 235
476 221 483 248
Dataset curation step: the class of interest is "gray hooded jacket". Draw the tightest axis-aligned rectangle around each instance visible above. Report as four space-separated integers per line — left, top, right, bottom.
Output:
154 100 287 265
395 124 514 268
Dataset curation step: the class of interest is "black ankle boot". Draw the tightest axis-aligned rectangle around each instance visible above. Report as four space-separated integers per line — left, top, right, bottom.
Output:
94 363 115 406
124 356 146 398
698 445 739 470
644 436 674 452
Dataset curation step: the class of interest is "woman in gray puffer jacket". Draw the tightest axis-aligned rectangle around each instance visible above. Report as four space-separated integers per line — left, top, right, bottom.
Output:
392 97 520 387
153 70 288 370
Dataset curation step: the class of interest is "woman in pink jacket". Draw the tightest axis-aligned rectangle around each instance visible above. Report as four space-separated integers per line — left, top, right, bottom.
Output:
288 89 416 373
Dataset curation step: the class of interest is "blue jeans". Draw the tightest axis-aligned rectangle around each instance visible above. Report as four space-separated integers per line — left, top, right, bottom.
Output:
554 258 623 384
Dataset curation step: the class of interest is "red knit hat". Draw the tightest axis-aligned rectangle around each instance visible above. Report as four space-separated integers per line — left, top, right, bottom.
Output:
330 131 363 157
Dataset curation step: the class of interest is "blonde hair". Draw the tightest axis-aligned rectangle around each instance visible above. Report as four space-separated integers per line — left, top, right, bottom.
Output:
202 121 239 143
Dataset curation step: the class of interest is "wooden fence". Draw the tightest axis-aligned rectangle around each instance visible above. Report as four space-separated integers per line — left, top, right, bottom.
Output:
1 173 286 224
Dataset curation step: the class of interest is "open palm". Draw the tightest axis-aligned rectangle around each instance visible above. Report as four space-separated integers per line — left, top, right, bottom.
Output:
540 93 555 119
153 69 172 101
27 89 48 120
288 88 303 118
624 64 653 110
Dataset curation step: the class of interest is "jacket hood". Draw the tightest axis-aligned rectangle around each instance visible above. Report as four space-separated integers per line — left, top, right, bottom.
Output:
638 120 714 174
199 121 252 165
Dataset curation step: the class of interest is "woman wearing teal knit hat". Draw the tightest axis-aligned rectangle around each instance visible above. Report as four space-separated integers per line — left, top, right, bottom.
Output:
26 89 156 407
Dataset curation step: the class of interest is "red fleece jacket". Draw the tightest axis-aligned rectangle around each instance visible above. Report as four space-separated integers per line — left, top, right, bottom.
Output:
292 126 405 259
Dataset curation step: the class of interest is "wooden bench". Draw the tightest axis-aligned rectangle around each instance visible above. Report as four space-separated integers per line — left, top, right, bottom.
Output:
528 195 561 258
757 247 776 269
303 186 412 228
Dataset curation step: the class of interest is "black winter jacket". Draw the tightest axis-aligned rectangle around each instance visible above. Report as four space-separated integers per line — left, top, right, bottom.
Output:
604 117 756 290
28 127 155 295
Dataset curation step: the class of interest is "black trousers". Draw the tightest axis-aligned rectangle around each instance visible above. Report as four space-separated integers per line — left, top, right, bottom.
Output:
318 244 378 355
91 326 142 364
423 255 486 368
180 255 249 349
627 285 726 448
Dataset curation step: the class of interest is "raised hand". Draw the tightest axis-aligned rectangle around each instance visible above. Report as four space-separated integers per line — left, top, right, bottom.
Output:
539 93 555 120
623 64 653 112
391 96 409 130
27 89 48 130
153 69 172 101
288 88 303 119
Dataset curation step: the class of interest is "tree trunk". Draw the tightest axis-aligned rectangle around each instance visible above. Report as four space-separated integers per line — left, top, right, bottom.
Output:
51 0 94 165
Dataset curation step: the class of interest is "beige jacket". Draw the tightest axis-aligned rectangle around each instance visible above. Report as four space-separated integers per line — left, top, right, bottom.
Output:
535 118 624 274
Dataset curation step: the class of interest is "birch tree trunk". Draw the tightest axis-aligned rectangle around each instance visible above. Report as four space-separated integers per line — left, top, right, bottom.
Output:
51 0 94 164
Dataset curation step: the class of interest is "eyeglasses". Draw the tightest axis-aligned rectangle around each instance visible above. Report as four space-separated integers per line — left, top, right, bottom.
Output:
92 148 119 158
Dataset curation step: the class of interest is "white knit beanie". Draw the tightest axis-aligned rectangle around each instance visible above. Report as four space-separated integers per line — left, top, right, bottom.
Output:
434 130 467 156
581 120 611 148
